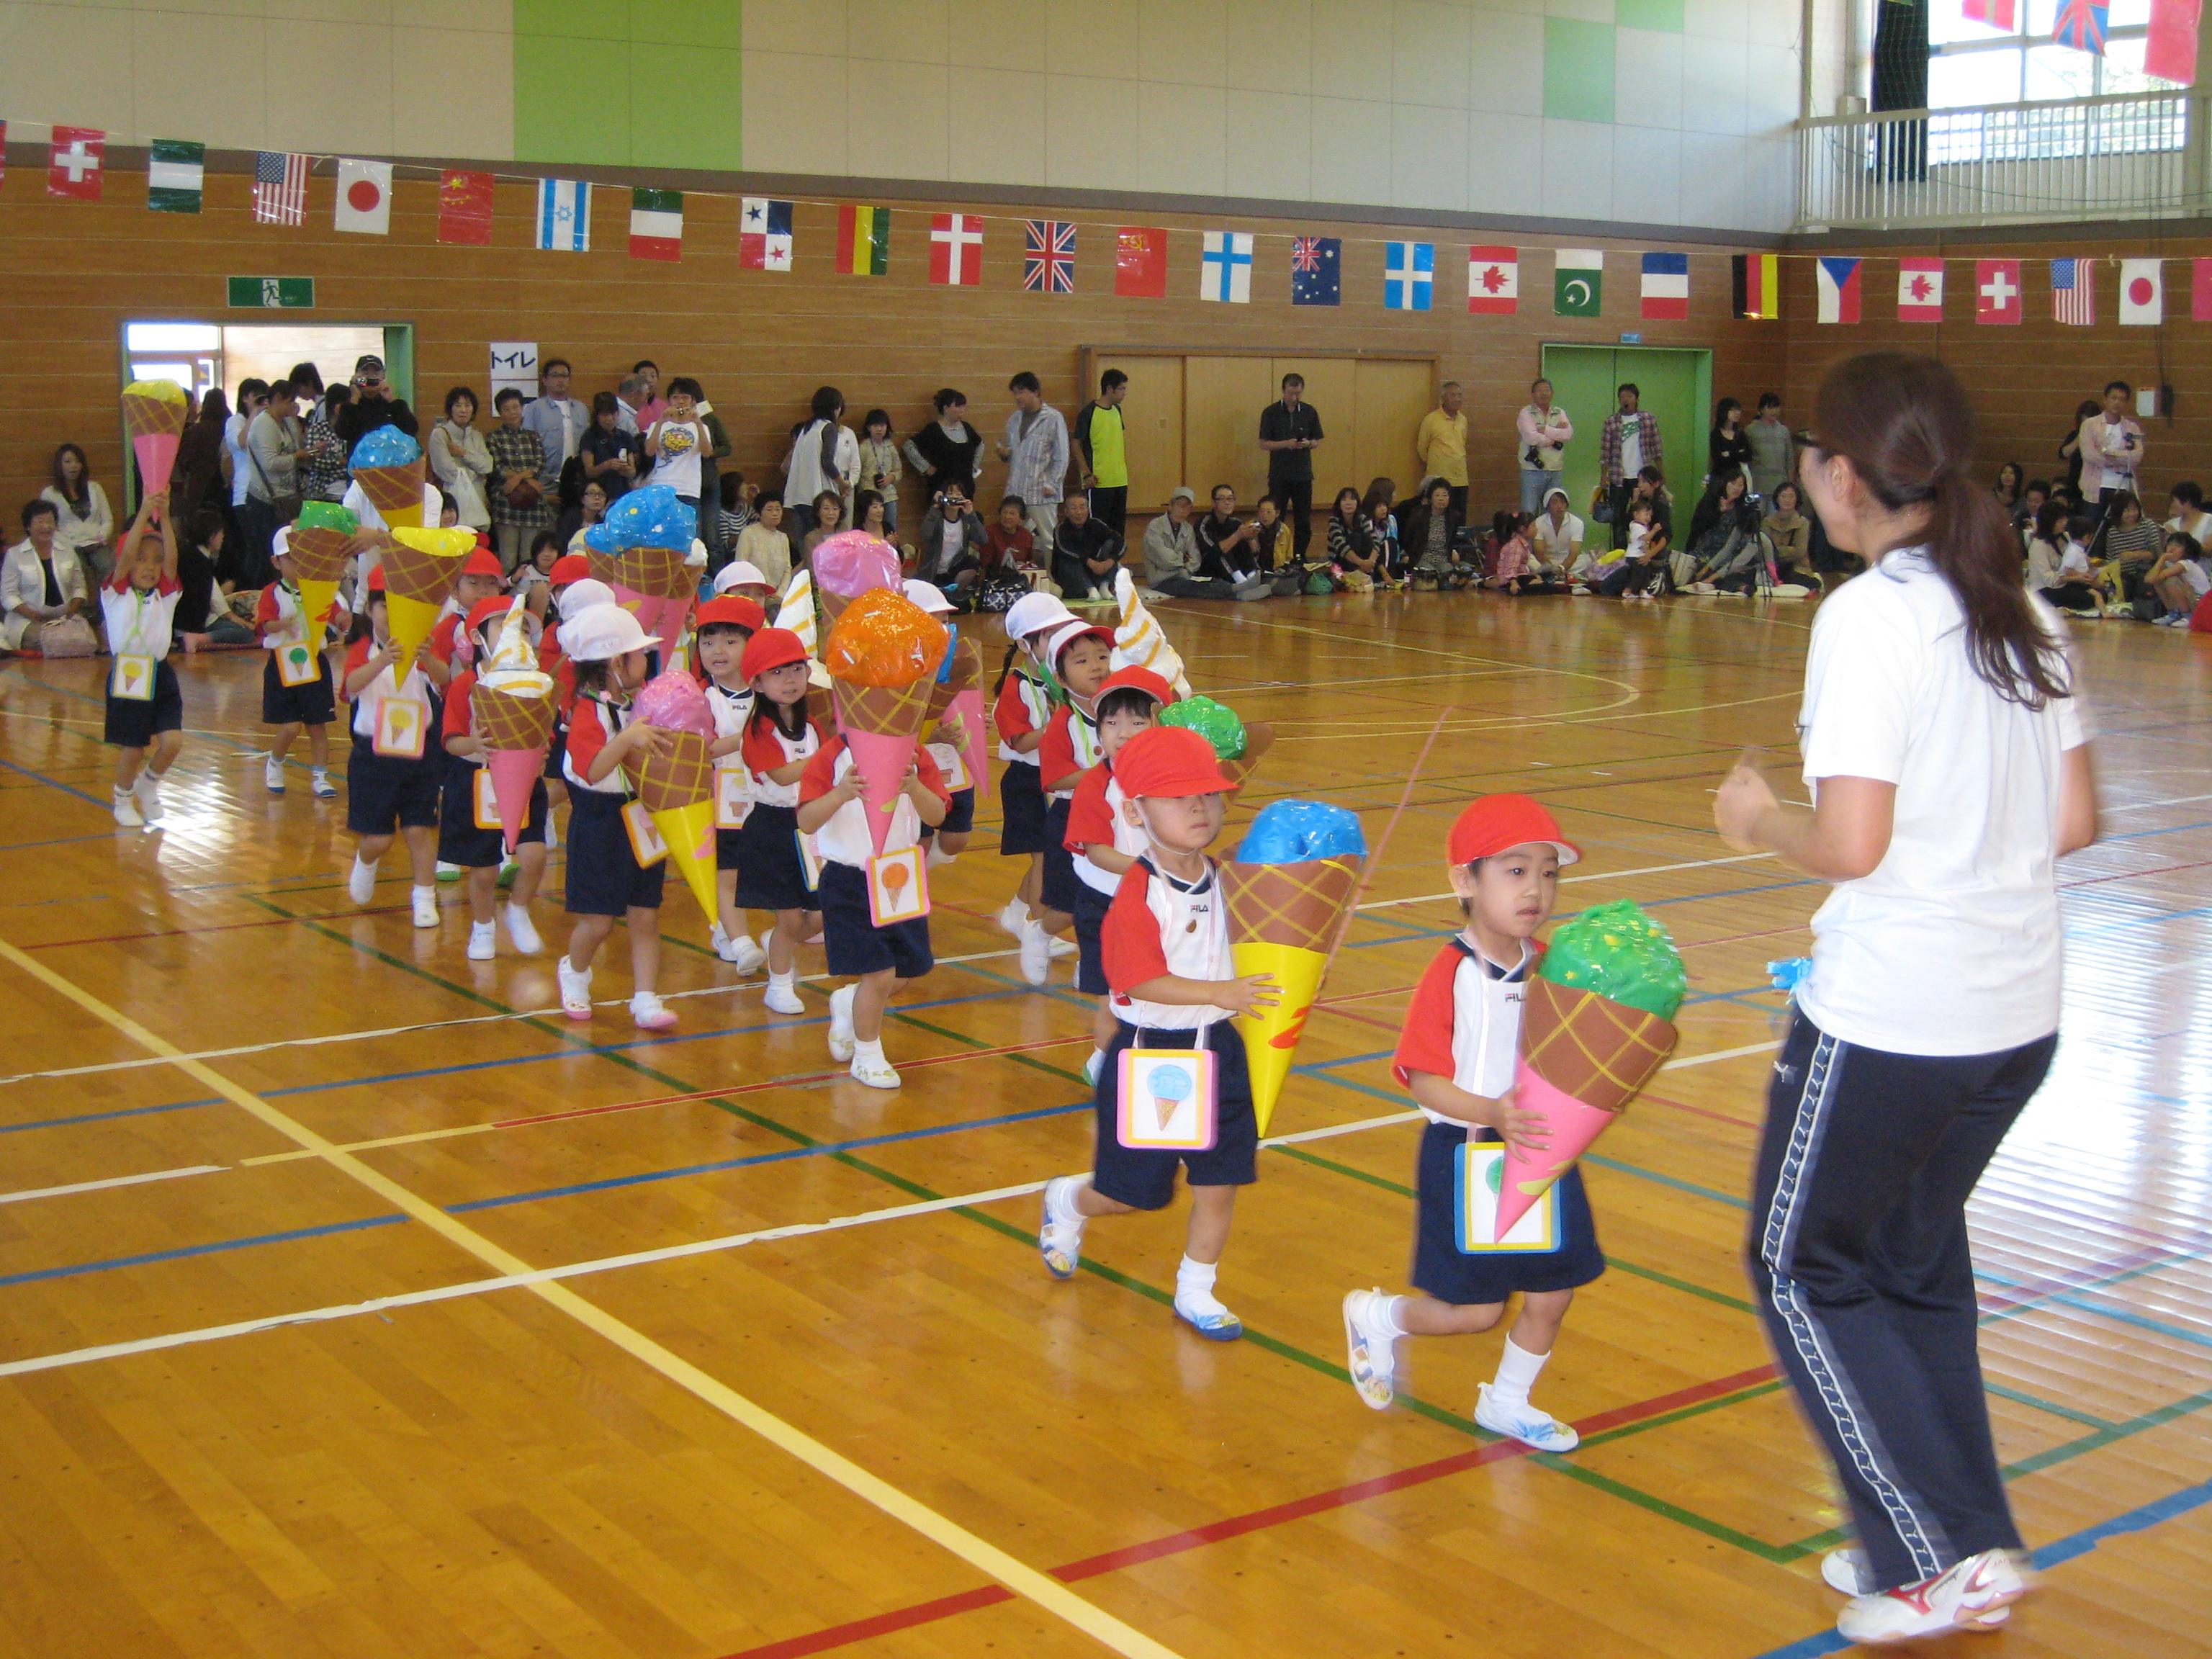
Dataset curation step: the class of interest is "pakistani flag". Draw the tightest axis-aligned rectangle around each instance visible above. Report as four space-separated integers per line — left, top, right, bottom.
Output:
1554 248 1604 317
147 138 204 214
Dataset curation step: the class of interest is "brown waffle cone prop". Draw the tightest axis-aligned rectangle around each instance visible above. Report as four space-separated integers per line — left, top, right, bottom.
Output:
284 526 352 584
634 730 714 813
123 388 187 441
1220 857 1364 950
356 460 426 513
832 676 935 739
819 585 855 626
379 534 461 605
619 544 693 601
474 684 557 752
1518 978 1678 1115
927 635 985 719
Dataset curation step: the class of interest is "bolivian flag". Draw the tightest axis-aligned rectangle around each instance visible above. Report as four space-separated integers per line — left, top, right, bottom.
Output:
837 204 890 275
1733 253 1780 320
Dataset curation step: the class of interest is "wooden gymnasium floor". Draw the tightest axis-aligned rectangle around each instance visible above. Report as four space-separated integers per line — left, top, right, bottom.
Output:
0 592 2207 1659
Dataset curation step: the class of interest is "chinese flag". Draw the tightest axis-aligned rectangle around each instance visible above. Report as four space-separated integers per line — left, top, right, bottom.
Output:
2146 0 2200 85
1115 227 1167 298
2193 257 2212 321
437 169 495 246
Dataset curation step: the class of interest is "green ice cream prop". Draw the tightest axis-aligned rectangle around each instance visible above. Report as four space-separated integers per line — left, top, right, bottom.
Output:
1159 694 1246 760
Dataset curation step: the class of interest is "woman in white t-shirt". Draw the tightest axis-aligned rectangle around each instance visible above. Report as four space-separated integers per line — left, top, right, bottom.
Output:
1712 354 2098 1647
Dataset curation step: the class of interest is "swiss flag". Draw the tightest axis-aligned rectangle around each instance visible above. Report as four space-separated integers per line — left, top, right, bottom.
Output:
1897 258 1945 322
1974 259 2022 325
1115 227 1167 298
48 125 105 202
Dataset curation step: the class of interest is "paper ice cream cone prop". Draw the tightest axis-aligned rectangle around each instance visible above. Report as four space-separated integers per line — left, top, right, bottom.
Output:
654 796 720 927
639 593 694 663
295 577 342 639
357 462 426 524
1220 855 1362 1133
123 379 188 497
381 526 475 678
633 729 713 814
473 679 558 753
832 678 935 858
1112 567 1192 699
1493 979 1678 1238
380 594 438 680
482 748 542 853
927 634 985 720
945 686 989 799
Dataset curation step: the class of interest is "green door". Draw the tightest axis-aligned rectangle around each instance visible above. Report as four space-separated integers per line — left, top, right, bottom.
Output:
1539 344 1711 518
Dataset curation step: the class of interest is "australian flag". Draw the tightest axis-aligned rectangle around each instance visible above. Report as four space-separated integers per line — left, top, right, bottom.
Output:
1022 220 1076 293
1290 235 1341 307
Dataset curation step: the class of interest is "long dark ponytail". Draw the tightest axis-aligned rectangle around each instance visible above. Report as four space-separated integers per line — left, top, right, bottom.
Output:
1812 353 2068 709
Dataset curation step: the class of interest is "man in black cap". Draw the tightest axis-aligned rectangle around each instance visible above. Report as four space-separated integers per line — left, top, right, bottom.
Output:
333 353 418 448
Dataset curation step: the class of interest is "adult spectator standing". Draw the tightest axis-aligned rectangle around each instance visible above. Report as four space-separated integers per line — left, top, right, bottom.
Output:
288 361 326 423
1713 351 2095 1646
644 377 713 529
300 385 351 503
428 387 494 531
486 387 550 571
1072 369 1130 536
1529 486 1584 580
2078 379 2144 530
42 444 114 591
632 361 667 429
613 375 649 436
903 389 986 502
1599 382 1662 530
1416 382 1470 518
786 385 859 539
241 379 305 589
333 354 417 446
1748 392 1797 504
1709 397 1753 487
1258 372 1324 559
171 388 230 521
1051 490 1123 601
519 358 589 500
225 379 267 551
1146 486 1253 601
997 372 1071 539
1514 379 1572 514
2056 397 2099 498
578 392 643 502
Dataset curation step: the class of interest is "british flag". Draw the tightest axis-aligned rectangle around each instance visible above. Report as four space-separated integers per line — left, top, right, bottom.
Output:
1023 220 1076 293
2053 0 2108 55
1292 236 1325 273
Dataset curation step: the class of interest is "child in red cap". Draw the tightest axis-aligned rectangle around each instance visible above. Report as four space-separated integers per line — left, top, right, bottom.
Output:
1038 724 1280 1340
693 595 768 973
1341 793 1601 1450
256 528 349 799
438 598 549 960
734 628 830 1015
338 570 444 926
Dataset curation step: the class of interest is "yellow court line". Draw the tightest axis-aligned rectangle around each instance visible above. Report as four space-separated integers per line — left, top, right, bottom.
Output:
0 935 1188 1659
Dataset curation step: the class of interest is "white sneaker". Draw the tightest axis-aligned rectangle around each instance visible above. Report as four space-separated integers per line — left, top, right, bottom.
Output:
1173 1292 1244 1341
1046 932 1077 959
630 992 677 1030
827 984 856 1061
1017 919 1052 986
713 927 766 972
1084 1048 1105 1087
1822 1549 1874 1596
112 788 143 829
1474 1383 1580 1451
1342 1289 1399 1410
997 896 1028 939
763 975 806 1015
1039 1174 1087 1279
1569 583 1591 595
410 886 439 928
557 958 594 1020
925 841 954 869
133 772 163 822
467 920 497 961
435 860 462 883
347 855 377 906
849 1049 900 1089
310 769 336 799
503 902 541 954
264 757 286 794
1835 1550 2028 1645
1686 580 1719 595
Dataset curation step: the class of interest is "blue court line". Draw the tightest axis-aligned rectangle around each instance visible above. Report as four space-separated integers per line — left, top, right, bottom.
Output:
0 1213 405 1288
446 1099 1089 1213
2105 817 2212 842
0 754 108 809
1343 879 1828 949
1745 1476 2212 1659
0 1096 222 1135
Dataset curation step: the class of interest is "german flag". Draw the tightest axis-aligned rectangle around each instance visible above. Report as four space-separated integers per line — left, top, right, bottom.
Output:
1732 253 1780 320
837 204 890 275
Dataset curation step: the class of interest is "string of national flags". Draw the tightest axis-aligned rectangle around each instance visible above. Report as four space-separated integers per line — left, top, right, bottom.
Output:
12 120 2211 326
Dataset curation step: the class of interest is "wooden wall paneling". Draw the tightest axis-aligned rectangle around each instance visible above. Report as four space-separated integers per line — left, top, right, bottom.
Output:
1351 358 1443 496
1087 354 1185 513
1183 355 1282 505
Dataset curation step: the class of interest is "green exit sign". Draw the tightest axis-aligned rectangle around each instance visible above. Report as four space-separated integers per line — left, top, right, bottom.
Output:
228 276 315 308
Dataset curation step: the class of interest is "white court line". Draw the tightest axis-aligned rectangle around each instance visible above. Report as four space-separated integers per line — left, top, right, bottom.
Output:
1355 850 1777 912
0 1164 226 1206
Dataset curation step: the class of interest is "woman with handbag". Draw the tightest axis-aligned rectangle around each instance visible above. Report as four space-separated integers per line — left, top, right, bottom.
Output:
428 387 495 530
3 499 93 653
242 379 305 590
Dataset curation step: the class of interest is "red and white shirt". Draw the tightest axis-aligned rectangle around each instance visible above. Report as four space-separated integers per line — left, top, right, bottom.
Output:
562 692 634 794
742 713 827 809
1391 936 1538 1124
1035 701 1103 800
993 667 1053 765
99 573 181 660
255 579 342 649
341 634 432 741
799 735 953 868
439 669 493 766
1064 760 1146 897
1101 858 1232 1031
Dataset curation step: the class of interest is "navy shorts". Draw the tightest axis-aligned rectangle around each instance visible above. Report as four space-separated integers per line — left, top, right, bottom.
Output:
732 802 816 911
934 785 975 836
438 766 547 868
999 759 1048 855
1040 796 1086 913
261 649 336 726
563 788 665 915
543 720 567 781
1092 1020 1259 1211
345 744 440 835
1070 880 1113 994
1411 1119 1605 1304
817 858 932 979
103 659 183 748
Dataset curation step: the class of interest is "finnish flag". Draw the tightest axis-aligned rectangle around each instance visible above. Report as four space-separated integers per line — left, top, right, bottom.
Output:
536 179 590 253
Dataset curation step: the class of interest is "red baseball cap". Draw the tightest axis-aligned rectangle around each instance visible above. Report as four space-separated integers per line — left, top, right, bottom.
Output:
366 567 387 593
460 548 505 578
1446 794 1581 866
1112 725 1232 799
697 595 766 634
1096 665 1173 706
740 627 810 681
548 553 589 585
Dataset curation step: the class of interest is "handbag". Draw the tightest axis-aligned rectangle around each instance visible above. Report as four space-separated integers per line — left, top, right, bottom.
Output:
246 423 304 522
38 616 98 657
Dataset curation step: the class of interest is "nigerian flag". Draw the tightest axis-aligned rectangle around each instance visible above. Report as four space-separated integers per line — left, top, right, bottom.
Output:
148 138 205 214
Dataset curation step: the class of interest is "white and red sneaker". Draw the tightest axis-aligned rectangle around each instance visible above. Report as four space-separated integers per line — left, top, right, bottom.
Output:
1835 1550 2031 1645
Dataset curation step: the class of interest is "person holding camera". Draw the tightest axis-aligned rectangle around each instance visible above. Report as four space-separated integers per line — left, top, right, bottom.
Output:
914 485 990 596
1681 470 1768 594
333 354 418 448
1514 379 1573 514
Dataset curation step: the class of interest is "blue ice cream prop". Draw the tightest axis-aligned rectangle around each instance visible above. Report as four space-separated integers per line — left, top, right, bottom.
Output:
585 484 696 555
1233 799 1369 865
349 424 421 469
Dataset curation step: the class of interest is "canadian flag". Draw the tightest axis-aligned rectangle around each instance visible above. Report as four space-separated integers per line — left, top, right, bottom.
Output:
2118 258 2164 325
1897 258 1945 322
1467 245 1519 315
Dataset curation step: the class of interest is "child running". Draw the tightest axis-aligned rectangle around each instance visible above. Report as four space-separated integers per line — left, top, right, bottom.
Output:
1031 619 1115 984
439 597 549 960
1341 794 1601 1451
256 529 345 798
734 628 828 1015
102 491 184 829
1039 725 1279 1339
340 570 443 924
992 592 1082 971
556 602 678 1030
693 594 770 973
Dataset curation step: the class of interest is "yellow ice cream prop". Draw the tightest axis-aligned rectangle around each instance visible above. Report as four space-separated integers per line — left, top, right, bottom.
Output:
122 379 189 502
382 526 476 680
1220 801 1368 1134
1111 567 1192 699
634 732 718 927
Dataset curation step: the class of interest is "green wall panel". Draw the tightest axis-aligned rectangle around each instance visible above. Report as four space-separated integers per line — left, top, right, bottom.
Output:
1542 19 1617 125
515 0 739 168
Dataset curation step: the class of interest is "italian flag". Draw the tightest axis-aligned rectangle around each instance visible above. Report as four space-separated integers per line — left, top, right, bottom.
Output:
629 189 683 261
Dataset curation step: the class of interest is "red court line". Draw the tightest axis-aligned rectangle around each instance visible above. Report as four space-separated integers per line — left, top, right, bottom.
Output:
1641 1093 1764 1130
2059 858 2212 890
714 1362 1779 1659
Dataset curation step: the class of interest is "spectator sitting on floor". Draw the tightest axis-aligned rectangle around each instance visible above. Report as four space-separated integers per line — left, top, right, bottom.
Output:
1145 486 1256 601
1051 491 1123 602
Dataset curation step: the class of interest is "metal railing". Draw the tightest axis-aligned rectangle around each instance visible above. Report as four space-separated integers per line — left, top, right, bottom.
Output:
1797 91 2208 230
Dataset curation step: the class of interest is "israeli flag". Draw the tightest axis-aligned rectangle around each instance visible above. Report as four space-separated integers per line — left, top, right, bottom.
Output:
536 179 590 253
1385 241 1434 311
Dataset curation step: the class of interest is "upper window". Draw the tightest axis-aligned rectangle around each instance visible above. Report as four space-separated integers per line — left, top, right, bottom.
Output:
1929 0 2180 107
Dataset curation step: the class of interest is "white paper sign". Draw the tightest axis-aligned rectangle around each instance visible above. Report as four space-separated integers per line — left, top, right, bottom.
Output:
490 341 539 402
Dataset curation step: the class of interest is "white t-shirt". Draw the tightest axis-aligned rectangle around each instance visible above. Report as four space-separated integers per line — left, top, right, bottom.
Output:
1794 548 2089 1056
1617 412 1645 477
1530 511 1583 569
648 418 704 497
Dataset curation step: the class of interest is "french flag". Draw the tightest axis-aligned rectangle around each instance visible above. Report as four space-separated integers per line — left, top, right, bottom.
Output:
1640 252 1689 320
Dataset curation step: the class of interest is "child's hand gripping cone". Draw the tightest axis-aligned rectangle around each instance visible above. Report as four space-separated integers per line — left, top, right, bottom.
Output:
284 500 359 648
1496 901 1686 1239
631 671 721 927
472 599 557 853
824 589 950 857
1220 801 1368 1134
382 525 477 680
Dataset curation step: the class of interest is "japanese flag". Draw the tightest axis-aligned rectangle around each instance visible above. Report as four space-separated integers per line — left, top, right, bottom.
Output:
2118 258 2164 325
334 159 392 235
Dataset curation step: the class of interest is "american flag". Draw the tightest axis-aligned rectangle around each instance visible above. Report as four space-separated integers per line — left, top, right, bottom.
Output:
253 151 309 225
2051 256 2096 325
1022 220 1075 293
1292 235 1325 273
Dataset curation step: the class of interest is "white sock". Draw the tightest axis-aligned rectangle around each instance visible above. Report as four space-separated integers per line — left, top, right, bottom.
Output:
411 884 436 903
1175 1255 1228 1317
1488 1336 1550 1409
1377 1294 1409 1339
854 1036 886 1065
768 968 795 990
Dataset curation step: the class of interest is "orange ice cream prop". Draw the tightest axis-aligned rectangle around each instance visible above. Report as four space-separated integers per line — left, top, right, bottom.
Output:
382 526 476 680
122 379 189 501
825 588 950 858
